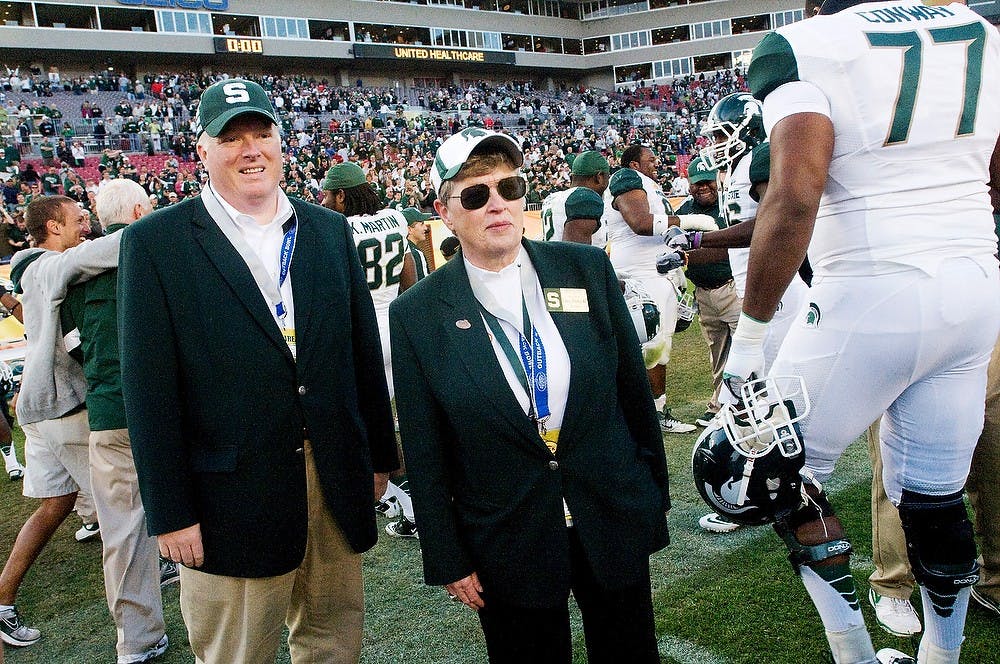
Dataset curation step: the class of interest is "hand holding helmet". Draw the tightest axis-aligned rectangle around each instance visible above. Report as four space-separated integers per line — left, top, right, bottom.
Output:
720 313 767 406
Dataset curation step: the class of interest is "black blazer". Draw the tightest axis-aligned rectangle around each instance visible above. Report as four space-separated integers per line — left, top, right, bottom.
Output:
390 239 669 608
119 195 398 578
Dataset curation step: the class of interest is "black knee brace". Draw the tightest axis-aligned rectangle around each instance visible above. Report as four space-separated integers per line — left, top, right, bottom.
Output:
773 489 852 574
898 489 980 597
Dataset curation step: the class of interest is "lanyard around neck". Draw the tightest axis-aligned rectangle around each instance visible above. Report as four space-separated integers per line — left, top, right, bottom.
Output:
479 297 550 435
275 217 297 321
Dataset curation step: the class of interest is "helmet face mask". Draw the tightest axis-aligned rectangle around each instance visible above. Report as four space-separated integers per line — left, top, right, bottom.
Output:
674 291 697 333
692 376 811 525
699 93 765 171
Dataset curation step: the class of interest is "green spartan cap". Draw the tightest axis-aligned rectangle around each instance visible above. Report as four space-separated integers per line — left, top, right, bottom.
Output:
197 79 280 138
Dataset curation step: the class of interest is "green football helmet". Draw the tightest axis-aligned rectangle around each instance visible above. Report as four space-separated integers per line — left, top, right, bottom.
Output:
699 93 765 170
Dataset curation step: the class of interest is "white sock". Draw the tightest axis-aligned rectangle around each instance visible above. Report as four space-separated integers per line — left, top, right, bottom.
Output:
800 565 868 633
917 636 962 664
920 585 969 652
0 604 13 612
385 481 415 521
654 395 667 412
826 625 877 664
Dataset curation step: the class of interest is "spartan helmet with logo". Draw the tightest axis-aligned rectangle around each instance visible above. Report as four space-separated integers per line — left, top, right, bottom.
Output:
698 92 765 171
692 375 812 525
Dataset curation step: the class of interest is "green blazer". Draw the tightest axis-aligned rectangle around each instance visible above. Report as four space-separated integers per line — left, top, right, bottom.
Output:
119 195 398 578
390 239 669 608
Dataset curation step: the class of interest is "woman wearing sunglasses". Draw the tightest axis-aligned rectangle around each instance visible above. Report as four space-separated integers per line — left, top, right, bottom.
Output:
389 128 669 664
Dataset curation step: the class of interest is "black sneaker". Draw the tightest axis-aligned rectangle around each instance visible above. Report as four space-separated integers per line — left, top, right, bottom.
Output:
375 496 401 518
695 411 717 427
385 516 418 539
75 521 100 542
0 605 40 646
971 587 1000 617
159 557 179 587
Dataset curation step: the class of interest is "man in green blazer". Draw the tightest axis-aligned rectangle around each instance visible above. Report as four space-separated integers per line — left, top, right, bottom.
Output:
390 128 669 663
118 79 398 664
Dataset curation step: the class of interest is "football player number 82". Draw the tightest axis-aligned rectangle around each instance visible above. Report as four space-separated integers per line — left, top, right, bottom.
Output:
866 22 985 146
357 233 405 289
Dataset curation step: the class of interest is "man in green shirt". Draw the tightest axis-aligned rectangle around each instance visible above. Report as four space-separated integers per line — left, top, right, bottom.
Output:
60 178 170 664
674 156 740 428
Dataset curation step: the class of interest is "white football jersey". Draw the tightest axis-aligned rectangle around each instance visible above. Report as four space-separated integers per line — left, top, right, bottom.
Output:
540 186 605 246
605 168 675 280
347 208 409 313
750 1 1000 277
721 150 759 299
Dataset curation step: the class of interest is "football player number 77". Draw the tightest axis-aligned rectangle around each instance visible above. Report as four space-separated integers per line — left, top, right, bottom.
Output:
866 21 985 146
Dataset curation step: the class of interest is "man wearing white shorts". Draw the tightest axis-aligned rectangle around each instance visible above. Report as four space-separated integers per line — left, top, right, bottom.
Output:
722 2 1000 663
0 195 120 648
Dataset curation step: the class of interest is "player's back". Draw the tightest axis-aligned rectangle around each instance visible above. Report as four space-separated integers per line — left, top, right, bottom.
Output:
750 1 1000 276
347 208 409 311
540 186 605 245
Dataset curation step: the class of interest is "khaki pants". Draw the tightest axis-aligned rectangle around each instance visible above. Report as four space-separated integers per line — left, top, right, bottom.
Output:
179 442 364 664
694 281 741 412
968 334 1000 603
90 428 165 659
868 421 914 598
869 333 1000 602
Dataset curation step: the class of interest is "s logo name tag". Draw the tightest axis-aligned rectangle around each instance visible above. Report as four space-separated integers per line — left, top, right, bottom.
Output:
544 288 589 313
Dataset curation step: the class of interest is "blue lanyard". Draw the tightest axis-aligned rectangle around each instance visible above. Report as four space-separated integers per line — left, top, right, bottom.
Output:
479 299 550 434
275 215 297 321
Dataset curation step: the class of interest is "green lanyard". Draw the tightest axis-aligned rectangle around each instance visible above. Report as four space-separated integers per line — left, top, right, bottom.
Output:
479 299 533 404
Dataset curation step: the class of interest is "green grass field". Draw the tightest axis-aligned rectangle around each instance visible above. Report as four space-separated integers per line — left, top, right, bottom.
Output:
1 320 997 663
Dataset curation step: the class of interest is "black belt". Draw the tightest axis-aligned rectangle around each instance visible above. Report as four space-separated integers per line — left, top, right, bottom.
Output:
693 278 733 290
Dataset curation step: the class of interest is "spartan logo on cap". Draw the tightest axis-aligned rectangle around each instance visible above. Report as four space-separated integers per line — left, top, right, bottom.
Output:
458 127 488 140
223 82 251 104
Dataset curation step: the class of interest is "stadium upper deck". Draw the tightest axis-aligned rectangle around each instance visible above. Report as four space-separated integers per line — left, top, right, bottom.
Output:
0 0 818 91
2 1 996 99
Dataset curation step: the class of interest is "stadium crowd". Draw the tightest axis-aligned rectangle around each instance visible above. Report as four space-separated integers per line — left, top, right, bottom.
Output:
1 66 748 255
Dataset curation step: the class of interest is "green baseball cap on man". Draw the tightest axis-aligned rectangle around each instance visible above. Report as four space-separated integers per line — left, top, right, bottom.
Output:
197 79 280 138
686 156 718 184
322 162 368 190
401 207 433 225
571 151 610 176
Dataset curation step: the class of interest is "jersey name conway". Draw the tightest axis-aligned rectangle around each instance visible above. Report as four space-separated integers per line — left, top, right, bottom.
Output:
748 1 1000 277
722 142 769 298
347 208 409 312
540 186 605 245
604 168 674 280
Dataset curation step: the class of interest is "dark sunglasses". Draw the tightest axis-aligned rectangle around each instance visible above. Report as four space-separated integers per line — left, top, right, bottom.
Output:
448 176 526 210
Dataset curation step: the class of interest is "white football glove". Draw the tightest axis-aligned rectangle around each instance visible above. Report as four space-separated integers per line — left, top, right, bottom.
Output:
676 214 718 231
720 314 767 406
